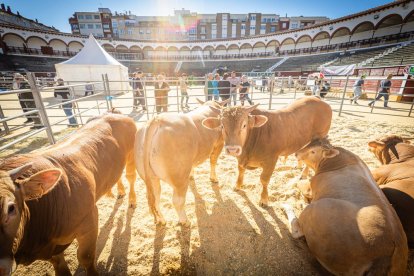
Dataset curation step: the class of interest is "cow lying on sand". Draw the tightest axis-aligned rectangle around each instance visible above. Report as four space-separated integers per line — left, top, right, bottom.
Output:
135 100 227 226
0 111 137 275
283 138 408 275
368 134 414 246
202 96 332 207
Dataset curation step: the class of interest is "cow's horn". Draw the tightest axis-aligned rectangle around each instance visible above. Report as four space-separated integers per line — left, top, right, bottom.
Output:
389 144 400 160
209 105 221 114
195 98 205 105
8 163 33 181
244 103 260 113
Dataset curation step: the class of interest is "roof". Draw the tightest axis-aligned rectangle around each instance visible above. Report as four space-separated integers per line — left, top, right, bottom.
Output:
59 34 125 66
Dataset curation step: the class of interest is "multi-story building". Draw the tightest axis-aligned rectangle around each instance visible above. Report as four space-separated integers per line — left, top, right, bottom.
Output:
69 8 112 38
289 16 330 30
0 4 58 32
69 8 329 41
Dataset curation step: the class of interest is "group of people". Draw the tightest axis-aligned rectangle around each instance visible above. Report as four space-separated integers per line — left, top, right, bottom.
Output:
12 73 78 129
206 71 254 106
310 73 393 108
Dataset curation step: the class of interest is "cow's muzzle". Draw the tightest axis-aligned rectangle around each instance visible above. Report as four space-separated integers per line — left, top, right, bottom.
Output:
225 145 242 156
0 258 16 276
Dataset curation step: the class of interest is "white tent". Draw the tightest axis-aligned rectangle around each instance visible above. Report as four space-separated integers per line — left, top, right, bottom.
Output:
55 34 131 96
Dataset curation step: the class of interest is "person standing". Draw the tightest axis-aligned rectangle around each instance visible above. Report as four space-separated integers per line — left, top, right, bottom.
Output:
368 74 392 108
351 75 366 105
180 73 189 109
54 78 78 127
212 74 220 101
228 71 240 106
219 73 231 103
312 76 321 97
239 75 254 106
13 73 42 129
154 73 170 114
131 71 146 111
206 73 214 101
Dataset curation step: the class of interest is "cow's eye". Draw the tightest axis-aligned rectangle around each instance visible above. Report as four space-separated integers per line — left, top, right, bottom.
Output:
311 150 315 154
242 123 247 129
7 204 16 216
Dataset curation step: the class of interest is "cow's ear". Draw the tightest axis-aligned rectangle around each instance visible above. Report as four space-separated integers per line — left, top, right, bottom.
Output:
195 98 205 105
250 115 268 128
323 149 339 159
202 117 221 130
368 140 385 149
208 105 221 114
19 169 62 201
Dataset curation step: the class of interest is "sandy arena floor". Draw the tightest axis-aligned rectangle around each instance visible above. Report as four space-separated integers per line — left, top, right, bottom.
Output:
1 88 414 275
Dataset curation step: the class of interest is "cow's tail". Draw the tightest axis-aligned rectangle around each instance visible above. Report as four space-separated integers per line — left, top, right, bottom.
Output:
142 117 160 220
366 241 407 276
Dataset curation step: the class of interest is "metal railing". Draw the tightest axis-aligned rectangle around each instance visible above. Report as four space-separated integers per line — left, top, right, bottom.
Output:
0 73 413 156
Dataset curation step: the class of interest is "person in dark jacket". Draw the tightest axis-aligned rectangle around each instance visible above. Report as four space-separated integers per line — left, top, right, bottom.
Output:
369 74 393 108
218 73 231 104
154 73 171 114
54 78 78 127
13 73 42 129
131 71 146 111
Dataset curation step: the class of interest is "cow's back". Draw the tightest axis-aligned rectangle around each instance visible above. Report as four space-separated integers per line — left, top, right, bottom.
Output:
303 149 408 274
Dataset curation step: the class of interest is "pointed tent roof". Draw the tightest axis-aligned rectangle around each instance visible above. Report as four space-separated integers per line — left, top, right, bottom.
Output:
59 34 125 67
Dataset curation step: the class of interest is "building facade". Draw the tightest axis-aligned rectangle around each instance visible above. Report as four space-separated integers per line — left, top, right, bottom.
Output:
68 8 328 41
69 8 113 38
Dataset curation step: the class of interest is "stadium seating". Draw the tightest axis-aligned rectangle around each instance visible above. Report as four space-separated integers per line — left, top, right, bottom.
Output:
329 46 393 66
369 43 414 67
274 53 340 72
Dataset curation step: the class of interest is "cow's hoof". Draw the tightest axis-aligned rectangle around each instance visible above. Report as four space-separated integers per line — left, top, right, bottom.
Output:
129 202 137 209
178 220 191 228
156 220 166 227
259 200 269 208
189 175 195 180
210 178 219 184
106 192 115 198
117 194 126 199
234 186 243 192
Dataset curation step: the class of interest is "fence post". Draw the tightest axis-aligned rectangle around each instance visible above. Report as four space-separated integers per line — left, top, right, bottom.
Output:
143 78 150 120
338 75 350 117
27 72 55 145
102 74 110 110
269 76 274 110
176 79 180 112
0 105 10 134
409 98 414 117
370 80 381 113
105 74 113 110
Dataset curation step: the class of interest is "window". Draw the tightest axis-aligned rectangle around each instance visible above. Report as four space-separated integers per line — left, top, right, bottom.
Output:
250 15 256 21
260 25 266 30
250 26 255 30
95 24 102 29
85 15 93 20
241 25 246 30
72 24 79 30
270 26 276 32
112 22 118 27
77 14 84 20
272 18 276 22
282 22 287 28
139 30 144 34
103 24 110 29
119 30 124 35
87 24 94 29
201 26 206 34
146 29 151 34
94 15 100 19
128 29 133 35
212 34 216 39
79 24 85 29
189 28 196 34
211 24 217 30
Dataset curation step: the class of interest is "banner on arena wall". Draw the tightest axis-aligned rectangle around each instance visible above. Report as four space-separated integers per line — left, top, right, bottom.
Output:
404 65 414 75
320 64 356 76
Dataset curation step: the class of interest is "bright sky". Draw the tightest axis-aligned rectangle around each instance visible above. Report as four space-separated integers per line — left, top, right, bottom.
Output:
3 0 392 33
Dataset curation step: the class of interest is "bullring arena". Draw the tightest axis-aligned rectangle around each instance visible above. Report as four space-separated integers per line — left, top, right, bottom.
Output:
1 0 414 275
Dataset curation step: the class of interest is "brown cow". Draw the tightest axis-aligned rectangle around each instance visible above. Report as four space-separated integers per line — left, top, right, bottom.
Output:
283 138 408 275
202 96 332 206
0 111 137 275
368 134 414 246
135 100 227 226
